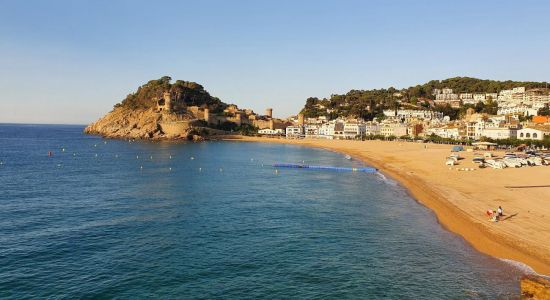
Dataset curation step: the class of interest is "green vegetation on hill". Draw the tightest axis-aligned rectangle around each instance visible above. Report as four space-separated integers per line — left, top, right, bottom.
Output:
301 77 549 120
116 76 226 112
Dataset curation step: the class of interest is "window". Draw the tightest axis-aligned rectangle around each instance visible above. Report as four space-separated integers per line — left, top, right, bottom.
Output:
520 133 524 137
533 133 538 138
526 133 531 138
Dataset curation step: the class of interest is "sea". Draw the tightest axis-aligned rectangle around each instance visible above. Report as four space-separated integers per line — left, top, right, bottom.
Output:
0 124 527 299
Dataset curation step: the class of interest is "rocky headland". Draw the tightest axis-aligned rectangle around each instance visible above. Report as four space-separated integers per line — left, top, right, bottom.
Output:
85 76 282 140
84 106 207 140
85 76 232 140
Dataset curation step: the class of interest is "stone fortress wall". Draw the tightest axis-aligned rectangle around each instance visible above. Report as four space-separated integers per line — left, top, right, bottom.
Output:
154 92 287 135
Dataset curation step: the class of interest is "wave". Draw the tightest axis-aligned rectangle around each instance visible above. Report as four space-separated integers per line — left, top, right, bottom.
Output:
499 258 550 279
376 172 398 186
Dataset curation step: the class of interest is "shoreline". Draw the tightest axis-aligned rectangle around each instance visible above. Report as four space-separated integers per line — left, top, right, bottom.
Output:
226 136 550 276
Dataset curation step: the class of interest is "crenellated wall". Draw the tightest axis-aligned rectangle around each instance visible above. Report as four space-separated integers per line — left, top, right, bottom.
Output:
159 121 191 136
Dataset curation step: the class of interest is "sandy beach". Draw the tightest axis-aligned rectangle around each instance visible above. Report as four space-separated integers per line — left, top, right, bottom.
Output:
230 136 550 276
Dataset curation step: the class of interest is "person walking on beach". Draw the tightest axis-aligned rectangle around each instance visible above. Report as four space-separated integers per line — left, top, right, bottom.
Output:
497 206 503 217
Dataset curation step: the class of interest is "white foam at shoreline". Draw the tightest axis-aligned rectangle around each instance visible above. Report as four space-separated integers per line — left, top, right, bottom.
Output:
376 172 398 186
499 258 550 279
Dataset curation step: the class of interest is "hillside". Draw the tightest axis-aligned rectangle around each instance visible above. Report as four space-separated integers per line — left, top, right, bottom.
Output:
300 77 549 120
85 76 228 139
116 76 226 112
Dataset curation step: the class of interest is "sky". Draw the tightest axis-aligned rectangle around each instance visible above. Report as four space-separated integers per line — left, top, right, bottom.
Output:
1 0 549 124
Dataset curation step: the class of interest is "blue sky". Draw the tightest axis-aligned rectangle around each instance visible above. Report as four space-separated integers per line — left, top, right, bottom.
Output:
1 0 549 124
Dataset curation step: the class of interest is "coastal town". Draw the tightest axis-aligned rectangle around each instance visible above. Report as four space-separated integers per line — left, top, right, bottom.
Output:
260 87 550 144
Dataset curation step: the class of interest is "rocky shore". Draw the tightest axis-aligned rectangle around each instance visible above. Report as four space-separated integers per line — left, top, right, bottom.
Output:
84 107 218 141
521 275 550 299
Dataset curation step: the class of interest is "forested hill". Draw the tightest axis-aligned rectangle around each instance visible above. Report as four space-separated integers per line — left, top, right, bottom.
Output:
116 76 227 112
300 77 550 120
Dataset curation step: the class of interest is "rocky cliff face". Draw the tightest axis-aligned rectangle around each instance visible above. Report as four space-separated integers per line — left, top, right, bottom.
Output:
84 107 195 140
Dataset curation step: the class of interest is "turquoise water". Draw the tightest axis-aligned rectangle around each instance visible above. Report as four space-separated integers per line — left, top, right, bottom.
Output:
0 124 524 299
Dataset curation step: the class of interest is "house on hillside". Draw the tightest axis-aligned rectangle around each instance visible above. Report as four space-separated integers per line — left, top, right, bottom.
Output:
517 126 550 140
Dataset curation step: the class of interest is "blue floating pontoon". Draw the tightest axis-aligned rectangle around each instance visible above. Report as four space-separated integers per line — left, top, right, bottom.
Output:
272 163 377 173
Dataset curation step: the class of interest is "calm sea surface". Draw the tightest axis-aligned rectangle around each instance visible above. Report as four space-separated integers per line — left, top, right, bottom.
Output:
0 124 525 299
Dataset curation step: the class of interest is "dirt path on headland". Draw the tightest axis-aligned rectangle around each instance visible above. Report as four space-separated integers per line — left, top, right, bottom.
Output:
227 136 550 276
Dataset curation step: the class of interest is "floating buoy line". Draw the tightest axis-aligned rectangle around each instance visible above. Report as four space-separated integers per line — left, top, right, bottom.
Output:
36 141 260 177
272 163 378 173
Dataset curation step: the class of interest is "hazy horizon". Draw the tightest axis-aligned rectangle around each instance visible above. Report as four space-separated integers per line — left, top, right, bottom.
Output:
1 0 549 124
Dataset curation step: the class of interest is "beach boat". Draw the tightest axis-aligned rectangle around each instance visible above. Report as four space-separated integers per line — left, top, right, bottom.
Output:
533 157 543 166
485 159 507 169
503 153 518 159
345 155 352 160
445 158 457 166
517 158 529 166
449 153 461 160
451 145 464 152
495 160 508 169
484 159 496 168
527 157 543 166
503 158 522 168
472 157 485 164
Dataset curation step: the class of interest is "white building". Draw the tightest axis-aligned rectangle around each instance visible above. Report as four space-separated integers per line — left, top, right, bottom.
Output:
525 89 550 105
513 87 526 94
380 122 409 137
433 88 459 101
517 127 550 140
383 109 443 120
473 94 486 102
365 122 380 135
498 87 526 105
497 105 538 116
480 127 517 140
498 89 513 103
318 120 345 139
258 128 284 135
383 110 397 117
435 93 459 101
342 122 366 139
426 126 460 139
485 93 498 101
286 126 303 138
304 124 320 137
460 93 473 100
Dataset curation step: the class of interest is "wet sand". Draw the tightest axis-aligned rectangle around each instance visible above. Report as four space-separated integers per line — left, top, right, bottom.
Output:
229 136 550 276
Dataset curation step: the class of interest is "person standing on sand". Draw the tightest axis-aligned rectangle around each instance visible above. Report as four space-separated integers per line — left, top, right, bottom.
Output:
497 206 503 217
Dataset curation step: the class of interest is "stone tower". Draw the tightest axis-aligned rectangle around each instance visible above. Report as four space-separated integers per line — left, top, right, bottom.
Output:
235 113 242 126
298 113 305 126
265 108 273 118
269 119 274 130
204 108 210 124
163 91 172 112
